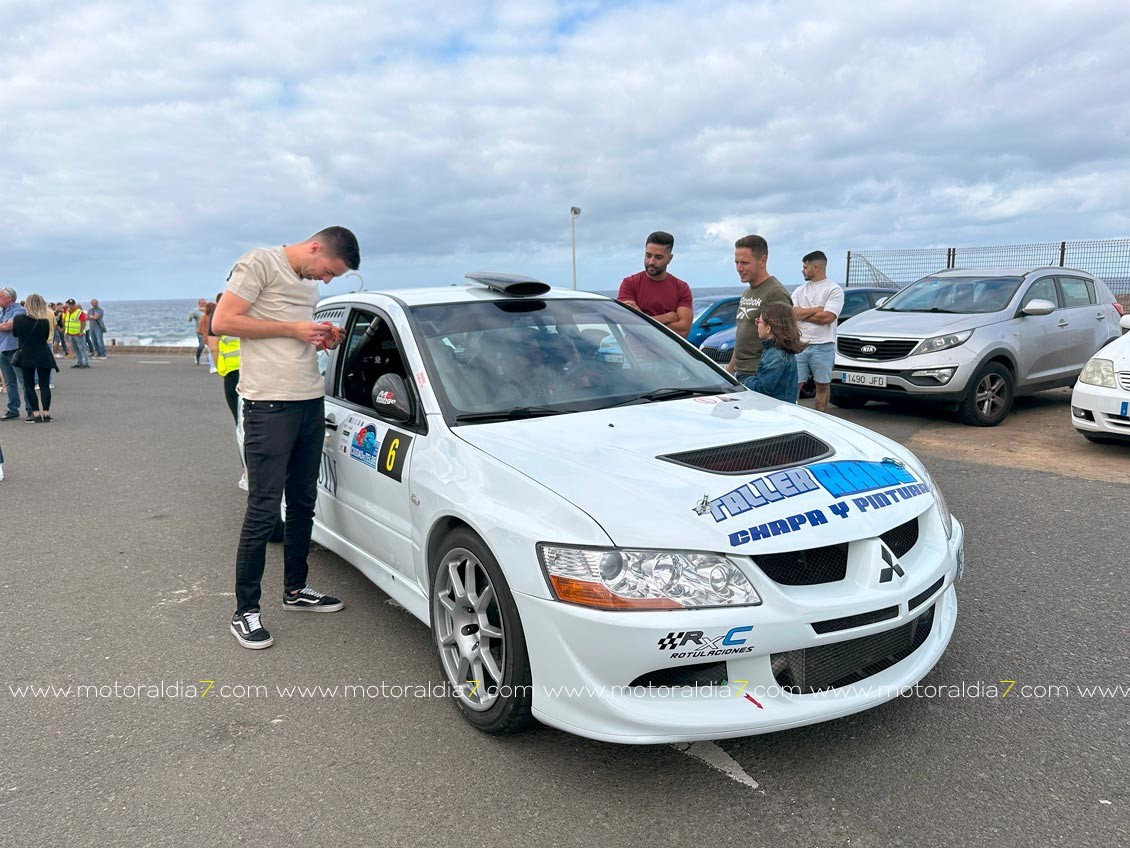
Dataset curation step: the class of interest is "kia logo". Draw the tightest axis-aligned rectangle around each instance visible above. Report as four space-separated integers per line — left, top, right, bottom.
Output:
861 344 878 355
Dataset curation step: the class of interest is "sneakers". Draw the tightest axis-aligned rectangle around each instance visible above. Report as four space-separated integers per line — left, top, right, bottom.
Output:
1 411 18 420
238 469 248 491
283 586 344 612
0 463 4 481
25 414 35 422
230 610 274 649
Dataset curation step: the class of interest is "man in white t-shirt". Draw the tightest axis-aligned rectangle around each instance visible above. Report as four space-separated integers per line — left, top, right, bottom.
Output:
213 226 360 650
792 250 844 413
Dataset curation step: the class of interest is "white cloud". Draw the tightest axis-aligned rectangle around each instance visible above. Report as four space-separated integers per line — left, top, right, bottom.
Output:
1 0 1128 298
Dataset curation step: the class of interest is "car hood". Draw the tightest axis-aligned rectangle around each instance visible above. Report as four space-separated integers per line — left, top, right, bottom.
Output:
839 309 1002 338
454 393 935 554
1094 331 1130 367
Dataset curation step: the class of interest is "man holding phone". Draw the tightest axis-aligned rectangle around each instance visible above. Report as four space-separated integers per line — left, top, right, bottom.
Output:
213 226 360 650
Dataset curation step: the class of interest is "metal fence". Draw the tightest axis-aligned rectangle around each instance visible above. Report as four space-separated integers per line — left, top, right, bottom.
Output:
844 238 1130 297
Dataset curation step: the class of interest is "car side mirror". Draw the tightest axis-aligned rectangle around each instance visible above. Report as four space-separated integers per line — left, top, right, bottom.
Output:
702 317 723 328
875 297 889 307
372 374 415 424
1022 299 1056 317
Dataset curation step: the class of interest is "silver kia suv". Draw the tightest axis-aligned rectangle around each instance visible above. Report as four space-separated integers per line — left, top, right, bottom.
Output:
831 267 1124 426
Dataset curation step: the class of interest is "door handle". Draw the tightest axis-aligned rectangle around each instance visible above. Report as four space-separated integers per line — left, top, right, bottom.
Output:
1096 312 1106 320
324 415 338 431
1057 320 1069 328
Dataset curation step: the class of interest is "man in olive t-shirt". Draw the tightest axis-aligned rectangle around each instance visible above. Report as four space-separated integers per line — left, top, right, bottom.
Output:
213 226 360 650
727 234 793 379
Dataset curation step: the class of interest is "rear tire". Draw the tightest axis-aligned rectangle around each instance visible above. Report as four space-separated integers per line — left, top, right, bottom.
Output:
957 362 1014 426
430 529 534 735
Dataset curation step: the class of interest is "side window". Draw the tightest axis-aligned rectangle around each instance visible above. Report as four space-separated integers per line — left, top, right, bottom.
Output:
336 309 410 411
1057 277 1094 308
709 301 738 324
1021 278 1058 309
313 307 346 376
841 292 868 319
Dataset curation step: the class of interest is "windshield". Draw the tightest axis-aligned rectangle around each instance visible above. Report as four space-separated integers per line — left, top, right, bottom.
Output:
693 297 721 320
879 276 1023 314
411 298 737 422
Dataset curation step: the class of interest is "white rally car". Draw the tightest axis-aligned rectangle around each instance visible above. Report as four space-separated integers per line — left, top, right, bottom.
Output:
1071 314 1130 443
260 274 964 744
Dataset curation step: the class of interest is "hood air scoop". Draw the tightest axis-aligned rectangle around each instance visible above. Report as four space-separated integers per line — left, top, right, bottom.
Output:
659 431 833 475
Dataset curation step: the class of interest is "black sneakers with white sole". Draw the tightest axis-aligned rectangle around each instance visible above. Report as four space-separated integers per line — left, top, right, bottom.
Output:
282 586 344 612
231 609 274 649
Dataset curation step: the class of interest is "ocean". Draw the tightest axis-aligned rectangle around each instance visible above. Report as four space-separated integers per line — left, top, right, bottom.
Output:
98 287 748 347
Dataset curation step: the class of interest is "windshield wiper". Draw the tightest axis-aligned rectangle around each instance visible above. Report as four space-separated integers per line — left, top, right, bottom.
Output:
453 406 566 423
603 386 727 408
893 307 961 313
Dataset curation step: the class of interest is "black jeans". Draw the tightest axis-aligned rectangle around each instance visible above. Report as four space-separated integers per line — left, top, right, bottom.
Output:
235 397 324 614
222 371 239 424
21 367 52 412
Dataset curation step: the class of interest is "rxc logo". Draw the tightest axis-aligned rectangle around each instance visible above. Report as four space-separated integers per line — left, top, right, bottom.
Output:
658 626 752 652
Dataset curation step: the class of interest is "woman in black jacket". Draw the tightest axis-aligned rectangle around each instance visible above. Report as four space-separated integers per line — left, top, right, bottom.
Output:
12 293 59 422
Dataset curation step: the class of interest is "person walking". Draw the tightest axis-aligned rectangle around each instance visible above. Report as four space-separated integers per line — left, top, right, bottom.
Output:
740 302 805 403
87 298 108 359
189 298 207 365
207 293 246 489
0 286 32 421
792 251 844 412
212 226 360 650
63 300 90 368
52 304 69 357
12 294 59 422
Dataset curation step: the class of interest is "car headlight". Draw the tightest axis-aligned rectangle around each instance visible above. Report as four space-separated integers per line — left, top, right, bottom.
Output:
910 330 973 356
538 544 762 610
1079 358 1116 388
921 467 954 540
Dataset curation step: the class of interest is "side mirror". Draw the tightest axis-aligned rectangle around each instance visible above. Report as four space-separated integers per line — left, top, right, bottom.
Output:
701 317 723 328
1119 313 1130 331
875 297 889 307
1022 299 1056 316
372 374 415 424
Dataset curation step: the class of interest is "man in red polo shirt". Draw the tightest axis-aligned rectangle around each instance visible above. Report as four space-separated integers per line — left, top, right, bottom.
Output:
617 231 694 337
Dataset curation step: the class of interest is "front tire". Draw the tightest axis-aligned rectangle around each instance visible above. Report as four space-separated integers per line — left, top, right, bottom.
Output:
957 362 1014 426
430 529 534 735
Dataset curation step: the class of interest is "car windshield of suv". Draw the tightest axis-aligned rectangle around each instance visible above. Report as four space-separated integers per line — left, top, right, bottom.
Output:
411 298 737 422
879 276 1023 314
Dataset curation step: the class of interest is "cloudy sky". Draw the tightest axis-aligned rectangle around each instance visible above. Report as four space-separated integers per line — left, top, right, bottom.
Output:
3 0 1128 301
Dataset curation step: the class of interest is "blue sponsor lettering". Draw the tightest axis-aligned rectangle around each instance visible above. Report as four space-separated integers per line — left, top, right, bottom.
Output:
829 501 850 519
706 468 820 523
723 625 753 646
727 509 829 547
809 460 916 498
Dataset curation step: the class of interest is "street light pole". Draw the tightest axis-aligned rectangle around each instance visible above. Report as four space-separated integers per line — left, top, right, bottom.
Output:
569 206 581 289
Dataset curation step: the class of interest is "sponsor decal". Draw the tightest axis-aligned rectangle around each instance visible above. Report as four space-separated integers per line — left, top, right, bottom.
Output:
317 451 338 496
350 424 380 468
415 370 427 388
375 389 396 406
656 626 754 660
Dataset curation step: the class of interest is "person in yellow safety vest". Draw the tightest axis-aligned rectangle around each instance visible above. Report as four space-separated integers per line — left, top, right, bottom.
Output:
63 299 90 368
206 300 241 425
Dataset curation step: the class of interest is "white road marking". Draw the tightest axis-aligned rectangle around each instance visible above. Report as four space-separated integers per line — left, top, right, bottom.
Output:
672 741 762 792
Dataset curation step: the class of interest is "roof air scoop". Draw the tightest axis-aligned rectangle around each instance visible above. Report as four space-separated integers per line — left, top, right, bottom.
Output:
465 272 551 297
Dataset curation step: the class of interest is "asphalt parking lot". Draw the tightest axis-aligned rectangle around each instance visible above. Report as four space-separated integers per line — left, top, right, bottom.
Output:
2 356 1127 847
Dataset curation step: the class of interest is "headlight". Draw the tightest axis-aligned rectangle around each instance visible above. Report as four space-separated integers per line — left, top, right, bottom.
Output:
538 544 762 610
1079 358 1116 388
910 330 973 356
921 467 954 540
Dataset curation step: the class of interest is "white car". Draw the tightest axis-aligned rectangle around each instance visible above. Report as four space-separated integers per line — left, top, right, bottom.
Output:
1071 314 1130 443
252 273 965 744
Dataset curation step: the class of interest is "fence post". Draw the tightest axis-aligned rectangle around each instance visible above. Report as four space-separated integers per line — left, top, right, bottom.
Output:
1058 241 1066 267
845 251 851 287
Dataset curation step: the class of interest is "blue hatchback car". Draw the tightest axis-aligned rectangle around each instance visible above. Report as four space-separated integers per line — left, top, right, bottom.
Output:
685 295 740 346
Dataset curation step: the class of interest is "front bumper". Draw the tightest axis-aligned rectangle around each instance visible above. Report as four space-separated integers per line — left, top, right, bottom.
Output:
833 350 980 401
1070 381 1130 440
516 516 964 744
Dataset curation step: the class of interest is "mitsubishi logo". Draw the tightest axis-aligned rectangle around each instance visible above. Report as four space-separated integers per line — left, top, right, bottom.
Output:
879 544 905 583
861 344 878 355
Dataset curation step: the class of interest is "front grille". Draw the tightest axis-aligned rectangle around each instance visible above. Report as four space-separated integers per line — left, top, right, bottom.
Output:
754 542 848 585
1118 372 1130 391
660 431 833 475
880 517 920 558
629 662 728 689
701 346 731 364
909 577 945 611
772 605 935 693
838 337 917 361
812 606 899 635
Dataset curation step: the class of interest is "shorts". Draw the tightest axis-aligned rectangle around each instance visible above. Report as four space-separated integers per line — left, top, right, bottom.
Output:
795 342 835 384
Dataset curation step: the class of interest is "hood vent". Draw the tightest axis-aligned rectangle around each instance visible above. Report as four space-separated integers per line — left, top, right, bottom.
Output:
659 431 833 475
